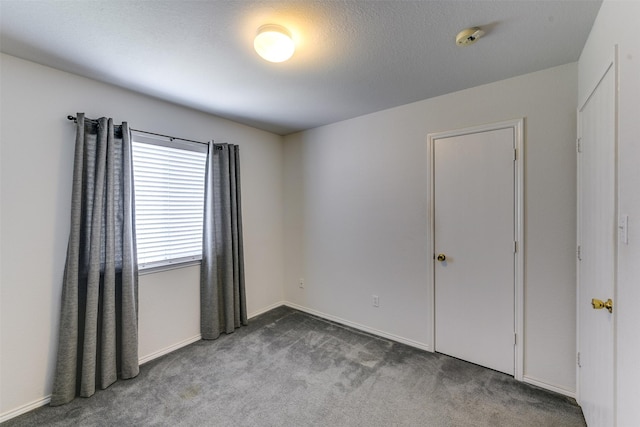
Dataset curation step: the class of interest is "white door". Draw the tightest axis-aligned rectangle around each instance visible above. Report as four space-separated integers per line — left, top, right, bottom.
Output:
577 59 616 427
432 125 517 376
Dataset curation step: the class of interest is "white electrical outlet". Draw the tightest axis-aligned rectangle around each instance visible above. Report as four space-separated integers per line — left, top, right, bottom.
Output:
372 295 379 307
299 278 304 288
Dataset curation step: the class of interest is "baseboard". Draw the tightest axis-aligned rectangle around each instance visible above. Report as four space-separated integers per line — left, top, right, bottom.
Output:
0 301 574 423
284 302 432 352
523 375 576 399
137 300 287 366
0 302 286 423
139 334 202 365
248 300 287 319
0 395 51 423
138 301 285 367
284 302 579 400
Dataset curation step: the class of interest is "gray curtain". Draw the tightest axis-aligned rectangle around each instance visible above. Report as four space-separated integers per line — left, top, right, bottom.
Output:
201 143 247 340
51 113 139 406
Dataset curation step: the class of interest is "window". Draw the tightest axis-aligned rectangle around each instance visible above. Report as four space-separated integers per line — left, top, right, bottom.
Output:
131 132 208 270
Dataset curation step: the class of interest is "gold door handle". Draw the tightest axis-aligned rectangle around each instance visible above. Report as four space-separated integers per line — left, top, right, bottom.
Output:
591 298 613 313
436 254 446 262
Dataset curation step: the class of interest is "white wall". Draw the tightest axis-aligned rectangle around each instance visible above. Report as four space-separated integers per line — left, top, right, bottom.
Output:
0 53 284 417
578 1 640 425
3 37 620 419
284 63 578 394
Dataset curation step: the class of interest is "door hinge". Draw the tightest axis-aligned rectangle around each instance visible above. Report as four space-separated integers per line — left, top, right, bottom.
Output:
513 148 517 161
576 138 582 153
514 241 518 253
577 352 581 367
514 333 517 345
577 245 582 261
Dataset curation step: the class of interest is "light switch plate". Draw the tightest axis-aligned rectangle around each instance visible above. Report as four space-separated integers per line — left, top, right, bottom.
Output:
619 215 629 245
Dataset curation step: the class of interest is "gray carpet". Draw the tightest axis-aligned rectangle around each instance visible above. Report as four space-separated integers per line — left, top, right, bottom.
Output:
4 306 585 426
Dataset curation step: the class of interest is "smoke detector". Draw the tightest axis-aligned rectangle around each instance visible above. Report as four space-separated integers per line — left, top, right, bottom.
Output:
456 27 485 46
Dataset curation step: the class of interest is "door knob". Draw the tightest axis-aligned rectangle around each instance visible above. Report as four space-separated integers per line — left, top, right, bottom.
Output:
591 298 613 313
436 254 446 262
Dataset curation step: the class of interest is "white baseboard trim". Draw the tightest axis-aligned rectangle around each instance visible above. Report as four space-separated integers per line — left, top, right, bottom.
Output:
138 300 287 366
139 334 202 365
284 302 578 399
248 301 286 319
283 302 432 352
0 395 51 423
1 302 285 422
0 302 574 423
523 375 576 399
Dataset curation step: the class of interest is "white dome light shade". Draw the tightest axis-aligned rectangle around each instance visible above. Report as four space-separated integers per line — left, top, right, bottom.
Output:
254 24 295 63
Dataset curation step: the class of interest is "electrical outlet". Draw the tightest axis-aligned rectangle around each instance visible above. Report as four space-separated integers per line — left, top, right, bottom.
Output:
372 295 379 307
298 278 304 288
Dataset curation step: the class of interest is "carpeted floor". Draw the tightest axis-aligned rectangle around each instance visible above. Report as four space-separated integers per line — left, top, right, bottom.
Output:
4 306 586 426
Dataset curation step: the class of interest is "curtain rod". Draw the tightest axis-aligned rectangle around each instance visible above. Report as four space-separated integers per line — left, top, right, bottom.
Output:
67 115 210 146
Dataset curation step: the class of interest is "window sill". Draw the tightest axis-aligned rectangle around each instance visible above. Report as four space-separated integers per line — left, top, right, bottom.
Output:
138 260 201 276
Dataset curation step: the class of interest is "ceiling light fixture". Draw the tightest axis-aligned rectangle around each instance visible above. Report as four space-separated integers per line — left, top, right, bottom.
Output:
455 27 485 46
254 24 295 63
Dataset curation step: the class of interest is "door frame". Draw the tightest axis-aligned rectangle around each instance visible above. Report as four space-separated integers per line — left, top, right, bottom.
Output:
576 46 618 420
427 118 524 381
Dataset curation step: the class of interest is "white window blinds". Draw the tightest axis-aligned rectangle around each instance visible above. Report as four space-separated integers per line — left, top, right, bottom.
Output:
131 133 208 270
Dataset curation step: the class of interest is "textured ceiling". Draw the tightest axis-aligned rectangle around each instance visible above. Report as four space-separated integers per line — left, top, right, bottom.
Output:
0 0 602 135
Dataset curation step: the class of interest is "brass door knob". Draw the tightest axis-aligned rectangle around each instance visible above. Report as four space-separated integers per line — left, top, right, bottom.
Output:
436 254 446 262
591 298 613 313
